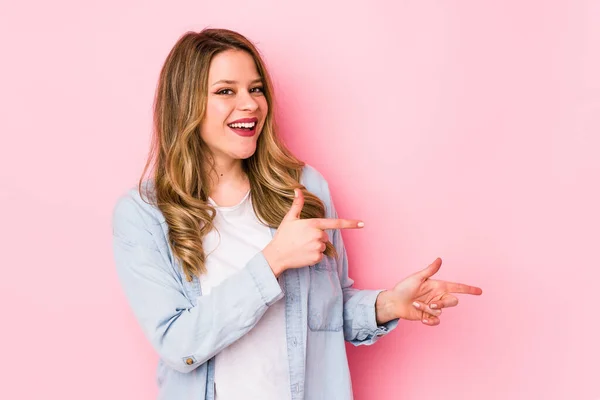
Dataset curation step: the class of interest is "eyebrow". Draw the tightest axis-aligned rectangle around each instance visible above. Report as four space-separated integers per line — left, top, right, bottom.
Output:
211 78 263 87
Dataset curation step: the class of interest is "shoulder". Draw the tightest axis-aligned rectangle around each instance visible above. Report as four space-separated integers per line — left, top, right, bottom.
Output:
112 180 166 245
301 164 336 217
301 164 331 196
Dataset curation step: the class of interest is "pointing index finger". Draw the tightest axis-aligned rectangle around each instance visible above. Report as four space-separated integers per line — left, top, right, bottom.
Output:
446 282 483 296
313 218 364 230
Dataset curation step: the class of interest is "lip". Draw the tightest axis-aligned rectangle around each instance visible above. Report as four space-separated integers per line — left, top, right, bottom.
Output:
228 117 258 124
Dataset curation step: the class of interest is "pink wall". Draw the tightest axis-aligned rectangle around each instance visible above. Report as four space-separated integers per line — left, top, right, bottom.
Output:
1 1 598 399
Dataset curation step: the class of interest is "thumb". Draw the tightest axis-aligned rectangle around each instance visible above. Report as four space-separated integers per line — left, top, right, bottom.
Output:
282 188 304 222
415 257 442 281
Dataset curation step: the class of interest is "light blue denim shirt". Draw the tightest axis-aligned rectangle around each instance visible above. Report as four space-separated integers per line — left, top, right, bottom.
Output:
112 165 399 400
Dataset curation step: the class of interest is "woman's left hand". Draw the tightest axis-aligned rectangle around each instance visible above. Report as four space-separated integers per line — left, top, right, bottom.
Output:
376 258 483 326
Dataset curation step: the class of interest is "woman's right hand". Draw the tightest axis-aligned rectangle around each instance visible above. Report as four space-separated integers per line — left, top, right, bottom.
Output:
262 188 364 277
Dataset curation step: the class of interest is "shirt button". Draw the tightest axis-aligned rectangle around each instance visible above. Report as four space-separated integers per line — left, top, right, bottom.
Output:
288 294 295 302
291 337 298 347
293 383 299 393
185 358 194 365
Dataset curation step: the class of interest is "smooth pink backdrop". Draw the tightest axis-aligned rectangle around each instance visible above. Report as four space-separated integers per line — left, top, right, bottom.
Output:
1 1 598 399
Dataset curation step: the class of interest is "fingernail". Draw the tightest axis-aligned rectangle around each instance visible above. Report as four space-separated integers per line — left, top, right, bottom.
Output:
423 319 428 324
412 302 420 308
357 222 364 228
294 189 298 198
430 304 437 309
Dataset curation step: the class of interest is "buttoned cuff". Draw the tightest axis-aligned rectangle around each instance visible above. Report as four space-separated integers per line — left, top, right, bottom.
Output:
350 289 399 345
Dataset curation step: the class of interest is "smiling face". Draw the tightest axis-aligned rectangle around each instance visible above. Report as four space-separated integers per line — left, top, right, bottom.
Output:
200 49 268 164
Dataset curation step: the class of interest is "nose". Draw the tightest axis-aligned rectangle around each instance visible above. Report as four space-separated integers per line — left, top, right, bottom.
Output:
236 90 259 112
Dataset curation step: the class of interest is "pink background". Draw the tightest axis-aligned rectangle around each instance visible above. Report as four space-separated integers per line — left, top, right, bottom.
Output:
1 1 598 399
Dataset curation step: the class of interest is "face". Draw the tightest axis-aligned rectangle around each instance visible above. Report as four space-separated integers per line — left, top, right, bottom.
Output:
200 49 268 164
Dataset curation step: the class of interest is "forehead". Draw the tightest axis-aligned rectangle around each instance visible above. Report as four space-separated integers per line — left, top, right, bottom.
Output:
208 49 261 82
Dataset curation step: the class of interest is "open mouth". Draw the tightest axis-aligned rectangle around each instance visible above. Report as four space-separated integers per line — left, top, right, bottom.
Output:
227 121 257 130
227 118 259 137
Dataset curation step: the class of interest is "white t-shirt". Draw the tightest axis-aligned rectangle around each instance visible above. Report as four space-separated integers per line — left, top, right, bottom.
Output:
198 190 291 400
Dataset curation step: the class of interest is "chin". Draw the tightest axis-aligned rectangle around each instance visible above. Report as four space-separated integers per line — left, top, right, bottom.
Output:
233 147 257 160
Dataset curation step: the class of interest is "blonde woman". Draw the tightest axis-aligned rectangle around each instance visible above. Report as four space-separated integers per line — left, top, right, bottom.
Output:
112 28 483 400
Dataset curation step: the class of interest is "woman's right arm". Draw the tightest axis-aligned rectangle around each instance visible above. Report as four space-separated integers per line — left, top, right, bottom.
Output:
112 195 283 374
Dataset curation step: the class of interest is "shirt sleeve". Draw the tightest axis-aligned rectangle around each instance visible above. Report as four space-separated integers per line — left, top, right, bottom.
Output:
112 194 283 373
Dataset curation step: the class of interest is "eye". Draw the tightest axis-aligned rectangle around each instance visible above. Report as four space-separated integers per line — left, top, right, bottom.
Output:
216 89 234 95
250 86 264 94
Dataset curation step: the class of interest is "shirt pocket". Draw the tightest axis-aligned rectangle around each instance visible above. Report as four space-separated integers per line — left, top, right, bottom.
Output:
307 256 343 332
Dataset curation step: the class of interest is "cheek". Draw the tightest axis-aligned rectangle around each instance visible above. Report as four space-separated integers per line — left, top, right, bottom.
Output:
259 98 269 116
205 100 231 128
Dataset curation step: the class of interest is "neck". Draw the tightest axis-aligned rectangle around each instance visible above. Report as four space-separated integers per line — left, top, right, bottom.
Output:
206 157 248 193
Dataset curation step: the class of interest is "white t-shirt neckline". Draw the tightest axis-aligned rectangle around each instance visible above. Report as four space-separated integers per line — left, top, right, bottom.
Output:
208 189 251 211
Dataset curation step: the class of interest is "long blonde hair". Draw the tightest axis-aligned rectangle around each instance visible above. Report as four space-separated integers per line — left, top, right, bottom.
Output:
139 28 336 281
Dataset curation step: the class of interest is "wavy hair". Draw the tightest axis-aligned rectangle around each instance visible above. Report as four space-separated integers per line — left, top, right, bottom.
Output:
139 28 336 281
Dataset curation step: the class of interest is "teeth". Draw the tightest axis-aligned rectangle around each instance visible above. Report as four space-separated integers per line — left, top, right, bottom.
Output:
229 121 256 129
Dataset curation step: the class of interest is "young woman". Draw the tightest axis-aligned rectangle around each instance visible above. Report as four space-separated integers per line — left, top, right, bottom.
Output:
112 28 483 400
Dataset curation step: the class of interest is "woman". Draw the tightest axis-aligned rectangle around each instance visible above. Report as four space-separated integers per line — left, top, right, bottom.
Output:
112 28 483 400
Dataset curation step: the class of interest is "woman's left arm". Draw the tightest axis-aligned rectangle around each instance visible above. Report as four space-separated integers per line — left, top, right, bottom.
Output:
324 184 483 341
